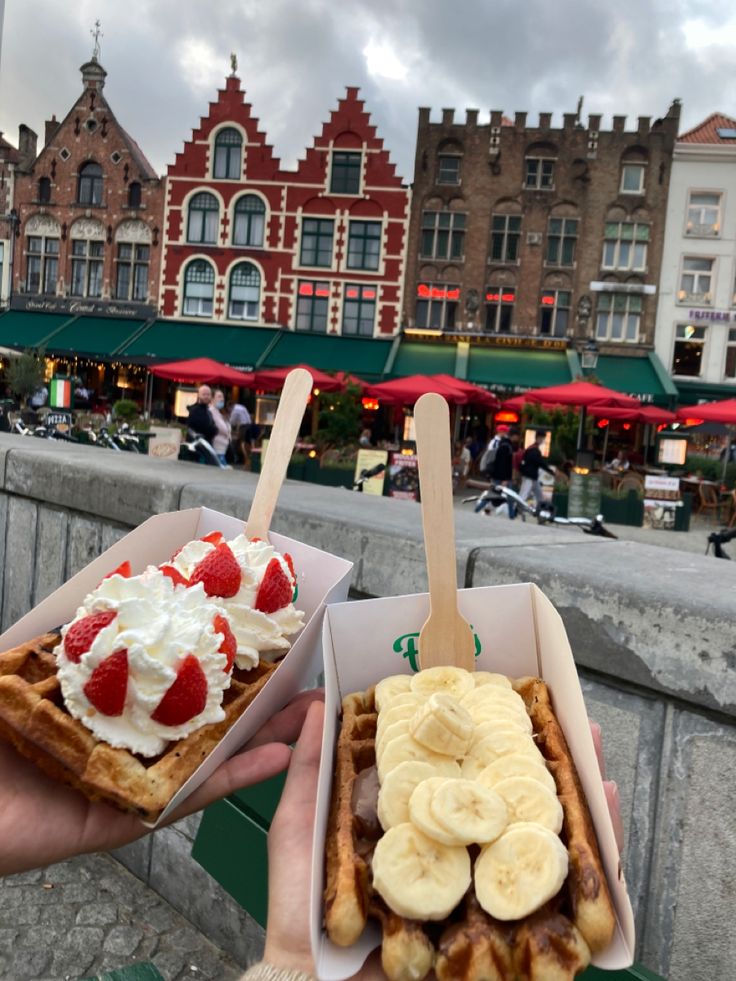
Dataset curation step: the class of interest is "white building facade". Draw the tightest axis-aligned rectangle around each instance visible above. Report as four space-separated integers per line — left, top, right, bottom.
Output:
655 114 736 405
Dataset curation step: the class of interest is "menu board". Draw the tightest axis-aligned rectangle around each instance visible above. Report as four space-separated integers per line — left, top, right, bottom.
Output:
568 472 602 519
643 475 681 530
353 449 388 495
387 452 419 500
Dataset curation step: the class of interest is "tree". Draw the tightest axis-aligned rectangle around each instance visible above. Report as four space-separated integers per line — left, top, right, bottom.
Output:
5 349 46 407
315 383 362 449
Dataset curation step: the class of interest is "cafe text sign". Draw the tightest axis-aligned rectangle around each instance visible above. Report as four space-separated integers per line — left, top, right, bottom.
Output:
10 295 157 319
687 308 736 323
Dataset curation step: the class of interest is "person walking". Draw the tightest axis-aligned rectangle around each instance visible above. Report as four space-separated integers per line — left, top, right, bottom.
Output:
229 400 253 467
519 430 555 508
209 389 232 466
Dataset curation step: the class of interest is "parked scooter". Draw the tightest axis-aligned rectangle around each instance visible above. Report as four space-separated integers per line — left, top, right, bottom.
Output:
706 527 736 559
178 429 229 469
463 482 617 539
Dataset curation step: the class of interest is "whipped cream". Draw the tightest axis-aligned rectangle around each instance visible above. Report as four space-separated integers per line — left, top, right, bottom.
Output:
55 569 231 757
169 534 304 668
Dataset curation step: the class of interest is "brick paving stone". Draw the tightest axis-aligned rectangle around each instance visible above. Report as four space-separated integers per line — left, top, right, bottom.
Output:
9 948 51 978
103 924 145 957
76 902 119 926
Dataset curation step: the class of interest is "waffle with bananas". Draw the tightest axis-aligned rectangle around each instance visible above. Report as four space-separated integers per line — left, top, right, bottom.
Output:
324 666 616 981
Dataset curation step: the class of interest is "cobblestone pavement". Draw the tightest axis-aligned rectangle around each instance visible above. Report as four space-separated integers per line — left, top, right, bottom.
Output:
0 851 245 981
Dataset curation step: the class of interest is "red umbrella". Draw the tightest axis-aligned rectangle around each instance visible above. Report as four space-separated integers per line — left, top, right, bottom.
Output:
365 374 470 405
430 374 500 409
253 364 340 393
676 398 736 425
149 357 256 386
520 379 640 409
589 405 677 425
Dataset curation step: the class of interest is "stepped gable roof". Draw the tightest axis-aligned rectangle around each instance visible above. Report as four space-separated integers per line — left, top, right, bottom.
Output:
679 112 736 144
0 134 19 162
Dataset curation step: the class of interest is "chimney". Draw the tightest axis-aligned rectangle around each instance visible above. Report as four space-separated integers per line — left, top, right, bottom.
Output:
441 108 455 126
514 111 527 131
17 124 38 168
563 113 577 131
465 109 479 127
45 115 60 147
612 115 627 133
80 58 107 91
539 112 552 130
418 107 431 127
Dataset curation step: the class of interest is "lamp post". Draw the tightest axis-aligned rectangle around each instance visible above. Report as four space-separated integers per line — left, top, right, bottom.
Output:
6 208 19 307
575 296 598 460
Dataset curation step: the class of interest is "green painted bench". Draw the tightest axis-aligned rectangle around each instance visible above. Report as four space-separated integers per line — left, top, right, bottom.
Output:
193 778 665 980
81 964 164 981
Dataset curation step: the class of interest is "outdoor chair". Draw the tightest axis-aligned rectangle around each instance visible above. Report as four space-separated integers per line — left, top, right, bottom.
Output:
697 482 725 523
727 489 736 529
617 472 644 495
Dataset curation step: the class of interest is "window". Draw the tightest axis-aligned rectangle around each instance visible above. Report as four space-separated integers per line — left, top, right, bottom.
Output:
346 220 381 271
330 151 361 194
602 222 649 271
595 293 642 342
213 128 242 180
678 257 714 304
233 195 265 247
115 243 149 301
187 192 219 244
539 290 570 337
672 324 706 376
438 155 461 185
415 283 459 330
621 164 645 194
77 161 103 205
421 211 466 260
182 260 215 317
228 262 260 320
525 158 554 189
300 218 334 267
342 284 376 336
725 328 736 378
295 281 330 332
484 287 515 333
127 182 142 208
686 192 721 237
490 215 521 262
70 239 104 297
546 218 578 266
38 177 51 204
25 236 59 294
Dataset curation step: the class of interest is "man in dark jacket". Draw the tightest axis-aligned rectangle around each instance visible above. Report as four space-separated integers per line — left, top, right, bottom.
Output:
519 430 555 507
187 385 217 443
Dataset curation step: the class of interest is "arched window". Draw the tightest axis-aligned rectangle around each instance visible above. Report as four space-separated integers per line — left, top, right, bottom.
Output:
77 161 103 205
186 192 219 244
38 177 51 204
228 263 260 320
127 181 142 208
182 260 215 317
232 195 266 247
213 128 242 180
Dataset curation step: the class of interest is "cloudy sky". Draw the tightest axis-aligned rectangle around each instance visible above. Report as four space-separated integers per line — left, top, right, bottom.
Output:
1 0 735 181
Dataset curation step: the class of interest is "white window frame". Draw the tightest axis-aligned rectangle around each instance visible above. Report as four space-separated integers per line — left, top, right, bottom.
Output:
524 157 555 190
620 163 645 195
484 286 515 333
595 292 642 343
672 323 707 378
437 154 461 185
538 289 570 337
677 255 715 305
415 282 460 330
601 222 649 272
685 190 722 238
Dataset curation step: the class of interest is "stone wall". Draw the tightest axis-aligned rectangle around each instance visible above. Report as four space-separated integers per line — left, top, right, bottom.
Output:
0 435 733 979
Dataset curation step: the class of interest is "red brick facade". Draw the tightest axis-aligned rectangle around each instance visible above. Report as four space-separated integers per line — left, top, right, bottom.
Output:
404 102 681 355
11 58 164 315
161 75 409 337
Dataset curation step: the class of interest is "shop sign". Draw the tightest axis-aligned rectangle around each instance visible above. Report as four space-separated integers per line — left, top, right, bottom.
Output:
387 452 419 500
10 295 157 319
687 308 735 323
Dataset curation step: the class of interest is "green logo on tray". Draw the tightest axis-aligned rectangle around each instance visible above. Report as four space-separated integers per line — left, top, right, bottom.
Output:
392 630 482 672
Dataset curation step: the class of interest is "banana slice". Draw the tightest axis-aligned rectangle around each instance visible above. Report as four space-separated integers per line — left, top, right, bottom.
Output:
377 759 461 830
372 822 471 921
469 709 532 739
474 822 569 920
466 729 539 768
473 671 513 689
430 777 508 845
408 777 465 845
492 776 563 833
461 755 487 780
378 733 459 782
374 675 412 712
411 666 474 700
409 692 473 757
476 753 557 795
377 698 423 735
375 719 411 760
460 685 527 714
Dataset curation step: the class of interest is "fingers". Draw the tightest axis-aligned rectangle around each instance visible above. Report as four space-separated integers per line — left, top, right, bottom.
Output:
269 699 325 840
588 720 606 779
247 688 324 750
603 780 624 853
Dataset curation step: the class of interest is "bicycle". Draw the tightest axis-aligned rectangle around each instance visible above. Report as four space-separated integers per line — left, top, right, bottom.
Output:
706 527 736 559
353 462 386 492
463 483 617 539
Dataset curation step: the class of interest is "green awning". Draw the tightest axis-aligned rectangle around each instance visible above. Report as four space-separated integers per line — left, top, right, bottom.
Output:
595 352 678 406
0 311 71 349
466 348 572 392
261 332 392 377
120 319 280 367
48 317 149 356
390 341 458 377
675 379 736 405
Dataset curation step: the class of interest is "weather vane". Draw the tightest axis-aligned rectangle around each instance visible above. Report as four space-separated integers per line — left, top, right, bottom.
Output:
91 19 103 60
230 52 238 75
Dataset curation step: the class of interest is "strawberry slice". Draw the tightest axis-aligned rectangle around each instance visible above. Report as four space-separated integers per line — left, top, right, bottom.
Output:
83 649 128 716
160 564 190 588
105 561 131 579
255 558 293 613
283 552 296 583
189 543 241 598
64 610 117 663
151 654 208 726
200 531 224 546
213 614 237 672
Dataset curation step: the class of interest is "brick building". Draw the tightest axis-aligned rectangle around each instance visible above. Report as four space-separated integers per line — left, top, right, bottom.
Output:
402 102 683 402
161 73 409 340
0 127 37 306
10 55 164 319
